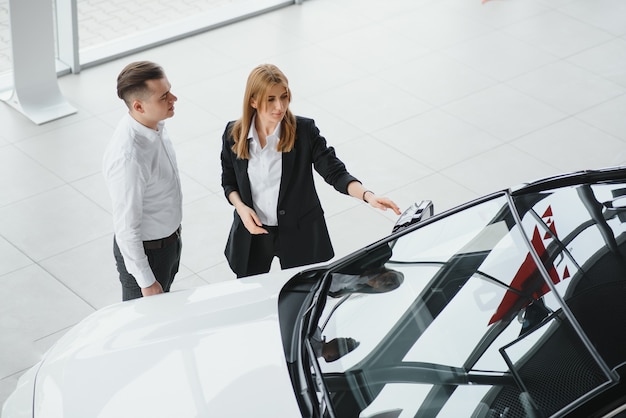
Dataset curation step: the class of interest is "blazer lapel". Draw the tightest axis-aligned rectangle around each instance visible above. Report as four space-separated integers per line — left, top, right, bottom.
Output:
235 157 253 204
279 148 295 204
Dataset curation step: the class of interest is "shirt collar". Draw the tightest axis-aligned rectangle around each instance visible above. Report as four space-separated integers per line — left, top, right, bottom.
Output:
127 113 164 139
249 115 281 150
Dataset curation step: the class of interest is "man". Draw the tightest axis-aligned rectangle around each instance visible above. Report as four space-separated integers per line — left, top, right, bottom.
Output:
103 61 183 301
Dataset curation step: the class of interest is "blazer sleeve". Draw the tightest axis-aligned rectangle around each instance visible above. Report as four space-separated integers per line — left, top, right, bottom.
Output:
298 117 360 194
220 121 239 202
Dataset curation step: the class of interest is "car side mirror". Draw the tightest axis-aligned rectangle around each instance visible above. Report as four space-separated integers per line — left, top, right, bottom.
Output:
392 200 434 233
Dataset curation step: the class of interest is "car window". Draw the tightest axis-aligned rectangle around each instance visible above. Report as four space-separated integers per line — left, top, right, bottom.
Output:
512 182 626 372
311 192 619 418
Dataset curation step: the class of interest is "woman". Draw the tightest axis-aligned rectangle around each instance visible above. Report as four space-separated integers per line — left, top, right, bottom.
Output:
221 64 400 278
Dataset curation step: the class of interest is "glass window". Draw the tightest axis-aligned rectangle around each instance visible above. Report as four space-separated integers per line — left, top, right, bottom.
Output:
0 0 293 87
310 192 617 418
0 0 13 80
513 182 626 371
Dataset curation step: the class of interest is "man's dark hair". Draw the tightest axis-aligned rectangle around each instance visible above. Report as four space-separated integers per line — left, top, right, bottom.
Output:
116 61 165 107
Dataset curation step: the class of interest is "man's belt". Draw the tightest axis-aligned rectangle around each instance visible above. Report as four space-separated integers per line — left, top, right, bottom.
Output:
143 226 181 250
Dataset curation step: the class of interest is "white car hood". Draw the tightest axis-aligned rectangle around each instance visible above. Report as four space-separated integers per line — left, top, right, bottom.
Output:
29 275 303 418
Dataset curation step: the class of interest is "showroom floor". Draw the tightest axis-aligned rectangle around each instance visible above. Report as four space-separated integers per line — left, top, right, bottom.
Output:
1 0 626 405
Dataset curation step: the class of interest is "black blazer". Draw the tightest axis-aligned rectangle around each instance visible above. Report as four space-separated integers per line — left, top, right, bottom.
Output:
221 116 359 276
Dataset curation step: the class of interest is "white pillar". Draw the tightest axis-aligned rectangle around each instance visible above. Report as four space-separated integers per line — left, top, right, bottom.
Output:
1 0 77 124
56 0 81 74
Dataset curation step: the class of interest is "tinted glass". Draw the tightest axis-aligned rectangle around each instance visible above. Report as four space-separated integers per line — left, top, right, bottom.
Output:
311 190 620 418
512 182 626 371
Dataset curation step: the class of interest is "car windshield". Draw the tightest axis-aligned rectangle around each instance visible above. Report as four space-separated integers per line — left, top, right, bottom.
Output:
305 181 626 418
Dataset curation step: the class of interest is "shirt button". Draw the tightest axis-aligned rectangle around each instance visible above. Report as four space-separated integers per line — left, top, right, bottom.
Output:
278 210 286 216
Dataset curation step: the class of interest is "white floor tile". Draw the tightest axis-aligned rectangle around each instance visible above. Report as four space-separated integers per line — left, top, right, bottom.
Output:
197 261 238 284
175 131 224 194
442 84 567 141
38 234 120 310
180 172 213 206
308 76 433 133
328 0 429 21
71 173 112 214
266 0 373 43
383 6 492 50
372 109 502 171
559 0 626 36
0 145 64 207
440 143 562 196
566 38 626 88
533 0 580 9
14 117 113 182
179 193 235 273
193 14 311 66
175 66 250 123
126 37 243 89
382 52 497 107
575 94 626 143
314 24 430 75
57 60 125 116
170 273 210 292
0 265 94 377
437 0 552 29
0 102 88 144
334 135 434 195
442 30 557 82
0 185 111 261
271 44 370 99
511 117 626 172
503 10 614 58
507 60 626 115
290 99 366 146
96 108 127 129
0 237 32 277
165 99 225 144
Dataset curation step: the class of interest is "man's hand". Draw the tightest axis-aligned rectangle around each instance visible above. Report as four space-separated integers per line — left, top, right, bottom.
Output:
141 280 164 297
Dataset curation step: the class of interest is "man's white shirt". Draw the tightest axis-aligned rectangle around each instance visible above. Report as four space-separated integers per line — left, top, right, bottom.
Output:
103 113 182 288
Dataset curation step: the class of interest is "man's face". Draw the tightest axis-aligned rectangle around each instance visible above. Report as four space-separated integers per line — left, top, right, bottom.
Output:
134 77 177 129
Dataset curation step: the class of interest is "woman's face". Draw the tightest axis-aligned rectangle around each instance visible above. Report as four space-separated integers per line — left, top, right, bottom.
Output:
252 84 289 127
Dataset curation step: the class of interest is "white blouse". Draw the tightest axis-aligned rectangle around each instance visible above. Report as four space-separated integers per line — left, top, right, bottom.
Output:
247 118 282 226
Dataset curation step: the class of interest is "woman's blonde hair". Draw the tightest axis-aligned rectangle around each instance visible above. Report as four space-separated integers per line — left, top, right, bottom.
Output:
230 64 297 159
